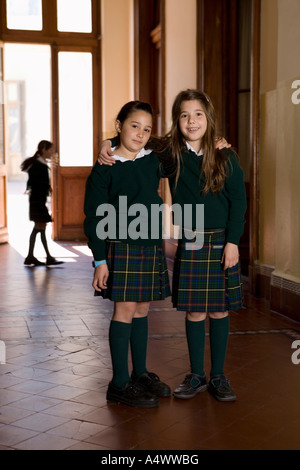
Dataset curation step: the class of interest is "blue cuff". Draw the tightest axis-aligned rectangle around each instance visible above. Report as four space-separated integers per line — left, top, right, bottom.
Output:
93 260 107 268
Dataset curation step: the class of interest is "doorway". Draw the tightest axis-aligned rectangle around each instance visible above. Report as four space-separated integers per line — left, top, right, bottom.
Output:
51 46 96 241
4 44 52 254
4 43 97 242
0 0 101 244
4 43 51 183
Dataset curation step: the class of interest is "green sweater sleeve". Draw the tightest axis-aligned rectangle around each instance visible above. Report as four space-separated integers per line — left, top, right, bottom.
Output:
224 151 247 245
84 163 110 261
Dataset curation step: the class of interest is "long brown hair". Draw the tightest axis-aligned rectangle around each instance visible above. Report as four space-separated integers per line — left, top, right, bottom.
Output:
162 89 230 194
21 140 53 172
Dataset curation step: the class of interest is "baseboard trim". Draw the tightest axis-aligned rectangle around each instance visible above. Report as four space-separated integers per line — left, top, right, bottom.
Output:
256 265 300 322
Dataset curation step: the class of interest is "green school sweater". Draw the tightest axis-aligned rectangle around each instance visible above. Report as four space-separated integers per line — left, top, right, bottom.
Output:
169 148 247 245
84 152 164 261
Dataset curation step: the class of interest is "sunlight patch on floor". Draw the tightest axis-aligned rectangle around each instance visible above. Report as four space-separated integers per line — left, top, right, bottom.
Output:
6 181 91 262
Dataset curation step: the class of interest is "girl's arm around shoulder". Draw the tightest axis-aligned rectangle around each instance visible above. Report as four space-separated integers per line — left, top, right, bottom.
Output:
149 140 175 178
98 137 118 165
149 150 173 178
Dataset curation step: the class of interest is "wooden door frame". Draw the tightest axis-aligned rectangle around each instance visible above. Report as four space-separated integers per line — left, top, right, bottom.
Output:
133 0 165 136
0 0 102 241
248 0 260 293
0 40 8 244
51 43 101 240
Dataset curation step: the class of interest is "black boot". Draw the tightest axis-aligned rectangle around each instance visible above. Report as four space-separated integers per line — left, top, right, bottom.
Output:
24 256 45 266
46 256 64 265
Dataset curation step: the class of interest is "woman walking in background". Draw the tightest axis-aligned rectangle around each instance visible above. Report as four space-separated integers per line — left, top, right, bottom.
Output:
21 140 63 266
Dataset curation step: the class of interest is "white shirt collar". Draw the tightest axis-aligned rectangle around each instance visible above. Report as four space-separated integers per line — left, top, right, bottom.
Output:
111 147 152 162
37 156 50 169
185 141 203 157
37 156 48 165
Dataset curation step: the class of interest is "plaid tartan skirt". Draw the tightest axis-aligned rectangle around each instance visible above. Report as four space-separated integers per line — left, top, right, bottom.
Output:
172 229 243 312
97 241 171 302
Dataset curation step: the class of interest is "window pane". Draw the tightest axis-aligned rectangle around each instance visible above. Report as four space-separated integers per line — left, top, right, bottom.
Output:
58 52 93 167
57 0 92 33
6 0 43 31
4 44 51 180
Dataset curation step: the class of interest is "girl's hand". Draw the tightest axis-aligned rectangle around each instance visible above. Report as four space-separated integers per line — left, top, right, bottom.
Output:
98 140 116 166
215 137 231 150
221 243 239 270
92 264 109 291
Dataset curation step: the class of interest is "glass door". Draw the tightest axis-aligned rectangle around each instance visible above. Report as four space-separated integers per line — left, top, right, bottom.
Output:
4 43 51 181
51 45 98 240
3 43 51 249
58 51 93 168
1 0 101 242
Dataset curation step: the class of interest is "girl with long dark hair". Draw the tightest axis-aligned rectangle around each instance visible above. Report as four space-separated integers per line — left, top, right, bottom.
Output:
21 140 63 266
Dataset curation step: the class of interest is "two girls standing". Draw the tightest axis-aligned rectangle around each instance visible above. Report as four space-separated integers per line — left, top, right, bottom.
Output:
93 89 247 406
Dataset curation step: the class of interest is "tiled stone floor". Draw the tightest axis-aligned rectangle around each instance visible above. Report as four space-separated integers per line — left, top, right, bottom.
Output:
0 183 300 450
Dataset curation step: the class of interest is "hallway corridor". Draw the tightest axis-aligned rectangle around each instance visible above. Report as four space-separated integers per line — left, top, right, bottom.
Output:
0 186 300 450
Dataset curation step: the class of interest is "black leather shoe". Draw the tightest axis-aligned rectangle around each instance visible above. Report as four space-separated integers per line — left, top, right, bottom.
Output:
208 375 236 402
24 256 45 266
106 381 158 408
173 373 207 399
46 257 64 265
132 372 171 397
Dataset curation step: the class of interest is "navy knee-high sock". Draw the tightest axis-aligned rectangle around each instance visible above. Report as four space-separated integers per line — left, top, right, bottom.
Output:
130 316 148 377
209 316 229 377
109 320 132 388
185 318 206 376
